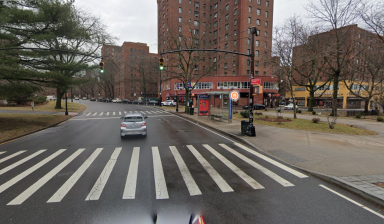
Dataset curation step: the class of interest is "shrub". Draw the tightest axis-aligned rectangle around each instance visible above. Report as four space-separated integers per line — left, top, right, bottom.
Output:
312 118 321 123
9 103 17 107
312 111 316 115
240 110 250 118
277 109 281 112
264 108 268 111
377 117 384 122
265 116 269 119
297 109 302 113
33 95 47 104
355 113 362 119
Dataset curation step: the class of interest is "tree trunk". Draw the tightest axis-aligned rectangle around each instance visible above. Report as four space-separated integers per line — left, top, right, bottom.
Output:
364 99 369 113
332 74 339 116
55 88 63 109
308 89 315 112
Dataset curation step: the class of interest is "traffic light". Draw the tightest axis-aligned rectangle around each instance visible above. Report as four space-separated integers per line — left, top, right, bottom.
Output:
99 62 104 73
254 85 263 94
159 57 164 70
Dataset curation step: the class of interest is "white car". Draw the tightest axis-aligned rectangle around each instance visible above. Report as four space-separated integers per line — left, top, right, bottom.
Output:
82 97 87 100
285 103 296 110
161 100 176 106
74 97 79 100
112 98 122 103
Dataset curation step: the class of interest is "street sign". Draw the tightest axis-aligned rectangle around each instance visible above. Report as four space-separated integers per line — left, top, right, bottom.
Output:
187 82 192 89
230 90 240 101
251 78 261 85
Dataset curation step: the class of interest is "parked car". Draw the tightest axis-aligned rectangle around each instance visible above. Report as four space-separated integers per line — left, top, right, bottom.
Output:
242 104 266 110
90 98 96 101
122 99 131 104
74 97 79 100
82 97 87 100
148 100 159 105
133 100 143 104
102 98 111 102
161 100 176 106
120 113 148 138
97 97 104 102
285 103 297 110
112 98 122 103
46 95 57 101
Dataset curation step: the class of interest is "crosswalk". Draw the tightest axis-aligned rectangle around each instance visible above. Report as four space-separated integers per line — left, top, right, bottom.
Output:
0 143 308 205
84 110 170 117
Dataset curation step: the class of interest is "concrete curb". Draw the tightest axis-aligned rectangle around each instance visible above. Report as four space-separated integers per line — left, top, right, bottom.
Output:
169 111 384 209
0 105 87 145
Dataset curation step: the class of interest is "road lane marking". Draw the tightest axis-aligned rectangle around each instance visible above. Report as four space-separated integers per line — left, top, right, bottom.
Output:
86 113 91 116
169 146 202 196
71 115 176 121
0 149 65 194
134 111 138 113
234 143 308 178
85 147 121 201
124 111 127 114
320 184 384 220
8 148 85 205
106 112 110 116
152 146 169 199
140 111 145 114
47 148 103 203
113 112 115 115
92 112 97 116
203 144 264 190
99 112 103 116
0 151 6 155
186 145 233 193
0 151 26 164
119 111 122 115
219 144 294 187
123 147 140 199
0 150 46 175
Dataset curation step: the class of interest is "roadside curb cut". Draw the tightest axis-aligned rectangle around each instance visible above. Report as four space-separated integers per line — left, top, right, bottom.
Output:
170 111 384 209
0 104 87 145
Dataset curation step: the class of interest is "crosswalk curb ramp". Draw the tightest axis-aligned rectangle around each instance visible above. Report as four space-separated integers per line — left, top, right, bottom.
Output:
0 144 307 205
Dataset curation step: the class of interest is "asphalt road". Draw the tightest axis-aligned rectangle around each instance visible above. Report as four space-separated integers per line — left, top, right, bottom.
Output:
0 100 383 224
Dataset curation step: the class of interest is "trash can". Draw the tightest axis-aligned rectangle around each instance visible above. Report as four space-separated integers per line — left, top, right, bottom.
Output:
241 120 249 135
190 108 194 115
246 125 256 137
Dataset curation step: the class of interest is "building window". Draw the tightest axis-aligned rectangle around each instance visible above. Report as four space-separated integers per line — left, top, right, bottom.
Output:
234 9 237 15
194 20 199 26
255 61 259 67
225 14 229 20
249 6 252 12
179 7 182 13
265 31 268 37
194 65 199 70
225 24 229 30
247 70 250 76
264 62 267 68
256 40 259 46
203 22 206 26
234 30 237 36
235 0 238 4
217 82 250 89
194 29 199 34
179 0 182 3
234 19 237 25
256 19 260 26
194 11 199 17
248 39 251 45
234 40 236 46
214 21 217 27
265 21 268 27
248 17 251 23
214 3 218 9
179 27 182 32
263 82 277 89
225 34 228 40
214 12 218 18
233 61 236 67
194 2 199 8
224 63 228 69
225 43 228 49
247 49 250 54
266 11 268 17
255 50 259 57
257 9 261 15
266 1 269 7
225 53 228 59
247 60 250 66
226 4 229 11
248 28 251 34
179 17 182 22
264 42 267 48
257 0 261 4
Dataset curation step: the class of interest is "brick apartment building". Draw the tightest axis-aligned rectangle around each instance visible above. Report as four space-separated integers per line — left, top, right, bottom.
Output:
101 42 158 100
291 24 384 109
157 0 278 107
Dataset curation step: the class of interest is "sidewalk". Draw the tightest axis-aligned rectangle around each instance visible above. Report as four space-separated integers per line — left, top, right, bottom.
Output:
160 107 384 207
0 110 79 116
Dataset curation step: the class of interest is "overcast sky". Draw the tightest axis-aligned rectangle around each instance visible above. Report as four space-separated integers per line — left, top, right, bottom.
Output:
74 0 309 54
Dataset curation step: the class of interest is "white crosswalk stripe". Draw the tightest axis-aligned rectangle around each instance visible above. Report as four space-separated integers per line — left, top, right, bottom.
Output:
93 112 97 116
0 151 6 155
0 150 26 164
100 112 104 116
202 144 264 190
85 147 121 201
8 148 85 205
219 144 294 187
0 149 65 194
152 147 169 199
119 111 122 115
146 111 153 114
186 145 234 193
123 147 140 199
0 150 46 175
106 112 110 116
124 111 127 114
86 113 91 116
234 143 308 178
113 112 116 116
140 111 145 114
170 146 202 196
47 148 103 203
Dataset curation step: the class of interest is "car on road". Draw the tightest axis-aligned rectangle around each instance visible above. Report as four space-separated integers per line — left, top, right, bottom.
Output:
90 98 96 101
74 97 79 100
103 98 111 102
97 97 103 102
161 100 176 106
285 103 297 110
242 103 266 110
148 100 159 105
133 100 143 104
112 98 122 103
120 113 148 138
122 99 131 104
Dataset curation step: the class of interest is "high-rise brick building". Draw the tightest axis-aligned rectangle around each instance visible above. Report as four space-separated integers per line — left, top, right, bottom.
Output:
101 42 158 100
157 0 278 106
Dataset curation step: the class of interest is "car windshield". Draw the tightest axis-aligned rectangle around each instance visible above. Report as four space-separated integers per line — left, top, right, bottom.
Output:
123 116 143 122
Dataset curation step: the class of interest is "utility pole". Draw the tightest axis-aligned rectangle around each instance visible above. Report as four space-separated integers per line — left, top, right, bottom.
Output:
247 27 257 137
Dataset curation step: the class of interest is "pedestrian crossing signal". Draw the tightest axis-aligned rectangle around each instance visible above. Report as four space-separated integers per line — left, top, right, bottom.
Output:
253 85 263 95
159 57 164 70
99 62 104 73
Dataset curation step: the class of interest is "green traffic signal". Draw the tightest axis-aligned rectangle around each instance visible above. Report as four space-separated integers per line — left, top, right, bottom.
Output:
159 66 164 70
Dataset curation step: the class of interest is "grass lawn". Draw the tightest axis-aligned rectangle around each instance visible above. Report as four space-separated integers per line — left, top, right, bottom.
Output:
0 114 69 142
0 101 85 113
232 113 377 135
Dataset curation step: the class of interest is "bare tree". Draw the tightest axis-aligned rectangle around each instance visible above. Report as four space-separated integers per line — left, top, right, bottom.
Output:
78 70 99 98
305 0 364 116
361 1 384 44
97 59 119 98
163 26 219 113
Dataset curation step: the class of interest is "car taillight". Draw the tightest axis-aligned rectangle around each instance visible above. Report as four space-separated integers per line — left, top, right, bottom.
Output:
121 123 126 127
141 122 146 127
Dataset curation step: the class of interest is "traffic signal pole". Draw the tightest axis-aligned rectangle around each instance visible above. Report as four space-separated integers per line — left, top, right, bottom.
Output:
247 27 257 137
